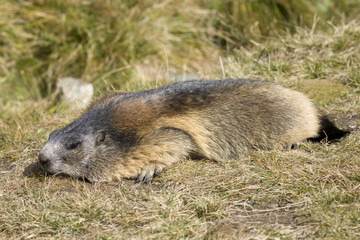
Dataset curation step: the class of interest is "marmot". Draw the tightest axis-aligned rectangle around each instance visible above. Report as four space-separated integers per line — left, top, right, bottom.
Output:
38 79 348 182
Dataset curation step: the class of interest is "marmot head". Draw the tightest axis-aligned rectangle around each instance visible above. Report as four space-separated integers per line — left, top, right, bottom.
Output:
39 129 104 181
38 109 133 182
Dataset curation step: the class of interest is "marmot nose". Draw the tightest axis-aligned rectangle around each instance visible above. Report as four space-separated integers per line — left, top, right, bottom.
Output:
38 152 50 167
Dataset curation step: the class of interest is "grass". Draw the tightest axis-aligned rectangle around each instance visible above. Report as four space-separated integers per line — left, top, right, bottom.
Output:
1 0 359 103
1 1 360 239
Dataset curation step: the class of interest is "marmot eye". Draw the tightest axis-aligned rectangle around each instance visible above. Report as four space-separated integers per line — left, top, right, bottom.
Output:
66 141 81 150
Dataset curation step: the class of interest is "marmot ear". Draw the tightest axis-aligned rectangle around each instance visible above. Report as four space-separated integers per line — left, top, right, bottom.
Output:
95 131 106 146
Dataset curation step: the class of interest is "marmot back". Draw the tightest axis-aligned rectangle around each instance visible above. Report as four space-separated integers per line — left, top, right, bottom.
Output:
37 79 336 182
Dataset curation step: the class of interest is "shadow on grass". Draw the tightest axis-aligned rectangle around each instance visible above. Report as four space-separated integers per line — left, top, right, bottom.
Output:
22 161 158 188
23 161 47 178
22 161 89 182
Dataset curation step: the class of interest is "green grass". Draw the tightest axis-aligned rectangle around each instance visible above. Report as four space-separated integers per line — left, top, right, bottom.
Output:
1 0 359 103
1 1 360 239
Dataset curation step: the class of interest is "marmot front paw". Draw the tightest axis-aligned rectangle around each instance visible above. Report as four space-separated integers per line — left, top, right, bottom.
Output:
135 164 164 183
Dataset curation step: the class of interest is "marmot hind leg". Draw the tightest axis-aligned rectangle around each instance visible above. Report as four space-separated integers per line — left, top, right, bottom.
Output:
284 142 300 151
123 127 199 182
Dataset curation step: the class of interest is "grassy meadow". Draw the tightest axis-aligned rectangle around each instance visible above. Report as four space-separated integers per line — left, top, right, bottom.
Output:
1 0 360 239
